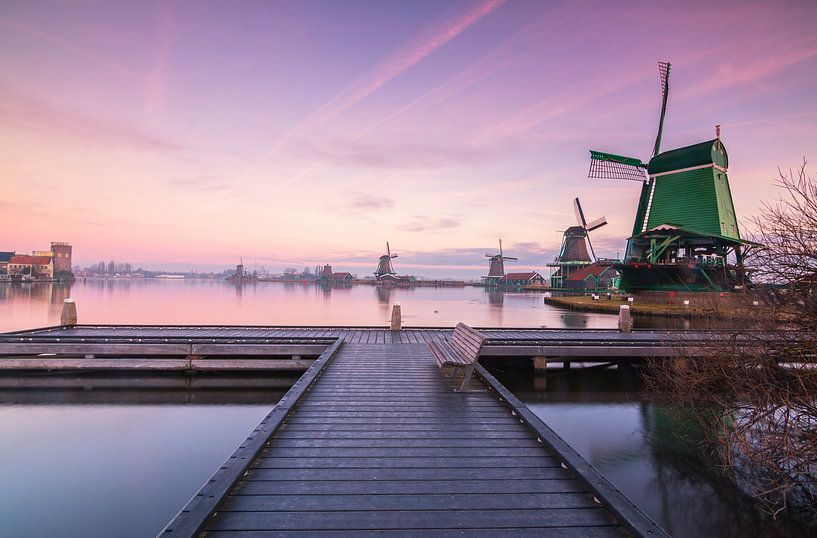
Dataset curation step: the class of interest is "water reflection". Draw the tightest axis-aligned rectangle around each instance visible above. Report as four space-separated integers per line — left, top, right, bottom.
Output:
0 403 273 538
0 280 625 332
497 368 815 537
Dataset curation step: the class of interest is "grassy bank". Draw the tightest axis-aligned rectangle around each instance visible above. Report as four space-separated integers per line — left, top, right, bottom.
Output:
543 295 740 318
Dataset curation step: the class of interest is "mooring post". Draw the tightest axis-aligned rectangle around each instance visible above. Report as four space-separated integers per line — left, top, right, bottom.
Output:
618 304 633 333
532 356 548 375
60 298 77 327
390 302 402 331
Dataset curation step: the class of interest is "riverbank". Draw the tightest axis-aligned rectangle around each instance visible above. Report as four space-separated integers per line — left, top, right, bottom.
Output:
544 295 760 318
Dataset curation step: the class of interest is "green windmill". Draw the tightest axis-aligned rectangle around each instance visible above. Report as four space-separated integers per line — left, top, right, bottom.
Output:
588 62 760 292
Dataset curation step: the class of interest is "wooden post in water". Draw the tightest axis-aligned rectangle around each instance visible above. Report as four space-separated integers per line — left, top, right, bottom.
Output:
618 304 633 333
390 303 402 331
60 298 77 327
532 356 548 375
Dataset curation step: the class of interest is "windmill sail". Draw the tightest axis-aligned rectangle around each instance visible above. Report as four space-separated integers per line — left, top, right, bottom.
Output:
588 151 647 181
652 61 671 158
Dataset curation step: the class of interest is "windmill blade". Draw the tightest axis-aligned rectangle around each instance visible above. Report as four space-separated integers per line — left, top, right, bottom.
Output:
588 150 647 181
502 256 518 261
499 238 503 257
585 216 607 232
386 241 391 257
573 198 587 228
652 61 671 158
586 233 598 262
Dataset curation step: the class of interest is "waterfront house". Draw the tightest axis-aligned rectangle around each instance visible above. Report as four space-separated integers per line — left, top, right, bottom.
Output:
499 271 546 287
8 255 53 279
331 272 353 284
0 252 14 275
564 263 618 290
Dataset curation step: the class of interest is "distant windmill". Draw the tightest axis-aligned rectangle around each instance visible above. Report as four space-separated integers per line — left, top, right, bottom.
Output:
548 199 606 288
572 197 607 261
483 239 517 286
374 242 398 279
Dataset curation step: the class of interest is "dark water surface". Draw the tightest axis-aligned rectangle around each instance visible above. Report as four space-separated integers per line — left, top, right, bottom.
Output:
0 403 274 538
495 367 815 537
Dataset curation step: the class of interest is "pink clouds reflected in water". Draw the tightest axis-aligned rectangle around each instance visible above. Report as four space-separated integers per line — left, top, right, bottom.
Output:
0 279 617 332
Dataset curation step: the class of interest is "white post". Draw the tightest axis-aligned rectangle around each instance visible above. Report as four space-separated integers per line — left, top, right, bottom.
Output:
390 302 402 331
618 304 633 333
60 298 77 326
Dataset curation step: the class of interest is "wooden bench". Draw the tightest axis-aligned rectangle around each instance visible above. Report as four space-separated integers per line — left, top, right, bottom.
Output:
428 323 486 391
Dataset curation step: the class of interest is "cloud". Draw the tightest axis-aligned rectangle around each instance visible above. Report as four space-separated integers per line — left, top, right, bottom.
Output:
677 41 817 100
310 0 507 124
404 217 460 232
264 0 506 158
347 192 395 211
305 138 496 169
0 17 141 80
0 86 183 152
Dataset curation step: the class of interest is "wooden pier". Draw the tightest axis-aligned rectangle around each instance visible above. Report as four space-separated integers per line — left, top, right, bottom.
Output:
162 340 666 537
0 324 721 374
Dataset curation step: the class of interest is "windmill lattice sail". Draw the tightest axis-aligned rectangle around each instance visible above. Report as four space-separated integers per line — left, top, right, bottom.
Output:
588 151 647 181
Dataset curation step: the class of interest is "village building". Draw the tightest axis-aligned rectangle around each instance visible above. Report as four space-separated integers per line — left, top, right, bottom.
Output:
8 255 54 279
0 252 14 276
331 272 353 284
498 271 546 287
564 263 618 290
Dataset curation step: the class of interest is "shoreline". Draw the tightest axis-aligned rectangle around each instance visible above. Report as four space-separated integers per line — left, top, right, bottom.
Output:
544 295 756 319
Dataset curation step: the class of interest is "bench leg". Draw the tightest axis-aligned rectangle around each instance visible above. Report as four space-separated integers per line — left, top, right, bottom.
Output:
456 363 476 392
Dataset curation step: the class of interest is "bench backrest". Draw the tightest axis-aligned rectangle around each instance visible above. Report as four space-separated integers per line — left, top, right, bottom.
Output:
450 323 486 363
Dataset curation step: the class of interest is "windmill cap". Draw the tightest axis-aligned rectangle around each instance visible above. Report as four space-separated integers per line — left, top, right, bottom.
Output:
647 139 728 175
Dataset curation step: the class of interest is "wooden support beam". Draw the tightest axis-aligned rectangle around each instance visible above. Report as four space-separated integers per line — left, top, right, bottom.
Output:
532 356 548 375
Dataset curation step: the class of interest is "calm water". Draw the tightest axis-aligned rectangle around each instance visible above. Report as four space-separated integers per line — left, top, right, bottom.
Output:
497 368 816 537
0 403 274 538
3 279 799 537
0 278 619 332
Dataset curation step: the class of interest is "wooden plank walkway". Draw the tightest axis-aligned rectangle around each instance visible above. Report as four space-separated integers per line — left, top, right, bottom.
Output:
164 343 666 536
1 325 725 366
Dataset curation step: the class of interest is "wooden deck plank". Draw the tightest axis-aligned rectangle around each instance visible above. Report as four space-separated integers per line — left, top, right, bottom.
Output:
247 467 573 481
267 438 543 448
221 492 598 512
203 528 625 537
237 478 590 495
206 508 617 531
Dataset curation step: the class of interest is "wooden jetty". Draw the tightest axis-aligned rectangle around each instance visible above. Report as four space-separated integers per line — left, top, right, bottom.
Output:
0 324 721 374
162 339 667 537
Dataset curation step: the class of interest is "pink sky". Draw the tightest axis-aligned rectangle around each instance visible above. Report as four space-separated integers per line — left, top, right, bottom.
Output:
2 0 816 277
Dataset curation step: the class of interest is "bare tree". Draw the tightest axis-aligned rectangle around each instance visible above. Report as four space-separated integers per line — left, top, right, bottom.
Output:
646 162 817 517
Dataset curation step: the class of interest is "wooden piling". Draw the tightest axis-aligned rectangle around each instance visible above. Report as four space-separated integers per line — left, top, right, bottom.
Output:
618 305 633 333
532 355 548 375
60 298 77 327
390 303 402 331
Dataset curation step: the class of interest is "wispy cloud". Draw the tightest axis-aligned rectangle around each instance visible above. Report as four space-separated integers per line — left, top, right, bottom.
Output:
0 17 141 80
0 86 182 152
305 138 495 169
143 3 176 116
265 0 507 157
346 192 395 211
404 217 460 232
677 41 817 100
